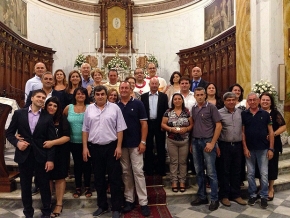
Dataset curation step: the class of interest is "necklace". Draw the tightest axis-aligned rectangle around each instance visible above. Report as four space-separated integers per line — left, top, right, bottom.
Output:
135 81 146 88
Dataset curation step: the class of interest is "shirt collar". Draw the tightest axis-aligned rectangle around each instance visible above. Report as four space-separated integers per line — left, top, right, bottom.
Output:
193 101 208 108
28 105 42 114
192 78 201 83
149 91 159 96
82 76 91 83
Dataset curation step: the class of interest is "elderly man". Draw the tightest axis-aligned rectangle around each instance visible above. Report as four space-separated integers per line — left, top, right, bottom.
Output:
242 93 274 209
6 89 56 218
190 87 222 211
82 85 126 218
117 81 150 217
144 62 167 92
104 69 120 93
80 63 93 88
134 68 150 95
189 67 208 92
141 77 168 176
25 62 46 102
218 92 247 207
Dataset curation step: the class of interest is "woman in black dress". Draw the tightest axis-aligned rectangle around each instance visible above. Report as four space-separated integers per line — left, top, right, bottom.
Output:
259 92 286 200
43 97 70 217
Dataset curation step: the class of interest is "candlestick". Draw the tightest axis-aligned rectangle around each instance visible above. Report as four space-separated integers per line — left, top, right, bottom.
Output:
144 40 146 56
95 33 98 48
103 39 105 55
135 34 138 48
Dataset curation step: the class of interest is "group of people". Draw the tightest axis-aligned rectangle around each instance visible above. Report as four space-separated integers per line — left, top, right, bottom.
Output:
5 61 286 218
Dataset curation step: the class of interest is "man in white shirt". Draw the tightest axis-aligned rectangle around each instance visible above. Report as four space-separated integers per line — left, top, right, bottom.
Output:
134 68 150 95
144 62 167 92
24 62 46 103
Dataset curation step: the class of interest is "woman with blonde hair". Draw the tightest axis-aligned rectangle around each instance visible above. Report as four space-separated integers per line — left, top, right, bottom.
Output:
87 68 103 102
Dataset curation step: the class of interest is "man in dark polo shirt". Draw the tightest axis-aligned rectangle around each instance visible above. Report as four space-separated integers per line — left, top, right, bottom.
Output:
190 87 222 211
117 81 150 217
218 92 247 207
242 92 274 209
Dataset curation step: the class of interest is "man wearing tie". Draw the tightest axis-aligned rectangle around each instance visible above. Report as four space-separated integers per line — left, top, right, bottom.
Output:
189 67 209 92
141 77 168 176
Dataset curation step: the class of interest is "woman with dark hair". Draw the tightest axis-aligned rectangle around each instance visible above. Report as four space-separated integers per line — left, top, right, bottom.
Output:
161 93 193 192
258 92 286 200
42 97 70 217
63 87 92 199
205 83 224 109
229 83 247 186
53 69 68 110
65 70 82 106
228 83 247 110
107 88 119 103
165 71 182 100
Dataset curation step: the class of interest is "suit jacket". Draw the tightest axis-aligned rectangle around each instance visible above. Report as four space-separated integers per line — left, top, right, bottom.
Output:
141 91 168 125
190 78 209 91
6 108 56 164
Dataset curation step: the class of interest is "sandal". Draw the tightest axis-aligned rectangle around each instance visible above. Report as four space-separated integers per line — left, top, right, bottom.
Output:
73 188 82 198
171 183 178 193
180 183 186 193
51 205 63 217
84 187 92 198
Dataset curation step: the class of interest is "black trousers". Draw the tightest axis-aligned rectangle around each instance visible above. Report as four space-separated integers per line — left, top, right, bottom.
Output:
18 149 51 217
144 120 166 175
89 140 123 211
70 143 92 188
218 141 242 199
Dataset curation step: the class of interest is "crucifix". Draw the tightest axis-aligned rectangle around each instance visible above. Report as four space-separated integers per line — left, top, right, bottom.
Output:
111 40 123 57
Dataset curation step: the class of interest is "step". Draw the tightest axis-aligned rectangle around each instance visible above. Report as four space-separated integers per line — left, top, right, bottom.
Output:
280 147 290 161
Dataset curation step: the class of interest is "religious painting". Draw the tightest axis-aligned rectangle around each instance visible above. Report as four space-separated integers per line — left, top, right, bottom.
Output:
204 0 234 41
0 0 27 38
107 6 126 46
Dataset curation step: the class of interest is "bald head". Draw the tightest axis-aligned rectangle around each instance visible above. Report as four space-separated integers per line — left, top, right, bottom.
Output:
191 67 202 80
149 77 159 93
34 62 46 78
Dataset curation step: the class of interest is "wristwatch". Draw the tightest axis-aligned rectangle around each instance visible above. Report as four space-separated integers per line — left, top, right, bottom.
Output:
176 127 180 131
268 148 274 152
141 141 146 145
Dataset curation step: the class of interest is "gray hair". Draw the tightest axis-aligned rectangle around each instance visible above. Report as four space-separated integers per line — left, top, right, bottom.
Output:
223 92 236 100
247 92 259 99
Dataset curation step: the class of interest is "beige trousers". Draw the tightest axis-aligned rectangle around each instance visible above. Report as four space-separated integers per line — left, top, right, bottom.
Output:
120 147 148 206
167 138 189 183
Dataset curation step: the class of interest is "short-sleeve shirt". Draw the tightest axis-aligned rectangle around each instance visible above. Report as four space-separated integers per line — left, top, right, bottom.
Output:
242 108 272 150
117 97 147 148
82 101 127 145
191 101 222 138
163 108 191 141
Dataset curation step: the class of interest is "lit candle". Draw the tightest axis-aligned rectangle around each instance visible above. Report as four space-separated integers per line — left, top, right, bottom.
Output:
129 40 131 54
144 40 146 56
135 34 138 48
95 33 98 48
103 39 105 54
89 39 91 55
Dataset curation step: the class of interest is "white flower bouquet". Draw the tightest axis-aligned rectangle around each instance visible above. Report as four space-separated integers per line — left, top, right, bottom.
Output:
251 79 277 97
74 54 86 68
107 57 128 70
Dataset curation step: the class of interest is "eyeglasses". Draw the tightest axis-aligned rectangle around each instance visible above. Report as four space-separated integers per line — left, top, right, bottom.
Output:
148 67 156 70
135 72 143 75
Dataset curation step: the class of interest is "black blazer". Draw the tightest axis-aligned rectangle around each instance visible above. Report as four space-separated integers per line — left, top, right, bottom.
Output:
190 78 209 91
6 108 56 164
141 91 168 125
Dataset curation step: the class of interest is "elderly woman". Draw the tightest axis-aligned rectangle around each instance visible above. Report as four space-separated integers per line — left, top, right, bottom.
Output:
87 68 103 102
257 92 286 200
161 93 193 192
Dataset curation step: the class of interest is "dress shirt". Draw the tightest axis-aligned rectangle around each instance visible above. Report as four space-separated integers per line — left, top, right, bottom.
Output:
218 107 242 142
25 76 43 102
191 78 201 91
82 101 127 145
28 106 41 134
81 76 94 88
149 91 158 119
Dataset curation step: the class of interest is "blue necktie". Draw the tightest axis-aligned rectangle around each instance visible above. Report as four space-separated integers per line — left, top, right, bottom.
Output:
192 81 198 91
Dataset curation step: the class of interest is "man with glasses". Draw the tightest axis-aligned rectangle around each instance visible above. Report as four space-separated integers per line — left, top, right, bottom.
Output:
134 68 150 95
144 62 167 92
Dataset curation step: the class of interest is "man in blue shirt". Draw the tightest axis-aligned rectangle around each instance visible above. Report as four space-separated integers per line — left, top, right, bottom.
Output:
242 92 274 209
117 81 150 217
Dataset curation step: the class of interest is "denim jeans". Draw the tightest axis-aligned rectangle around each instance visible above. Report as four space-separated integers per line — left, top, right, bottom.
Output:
192 138 218 201
246 149 268 199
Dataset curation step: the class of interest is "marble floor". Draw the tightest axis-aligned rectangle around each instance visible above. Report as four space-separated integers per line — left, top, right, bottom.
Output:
0 189 290 218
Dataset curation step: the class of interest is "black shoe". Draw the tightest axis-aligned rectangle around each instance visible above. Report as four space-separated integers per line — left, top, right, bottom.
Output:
123 201 135 213
260 198 268 209
112 211 120 218
93 207 108 216
190 197 209 206
141 205 150 217
31 187 40 196
248 197 258 206
209 200 219 211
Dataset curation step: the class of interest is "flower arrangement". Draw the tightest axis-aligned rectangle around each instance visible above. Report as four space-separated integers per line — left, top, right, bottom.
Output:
146 55 159 68
74 54 86 68
252 79 277 97
107 57 128 70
